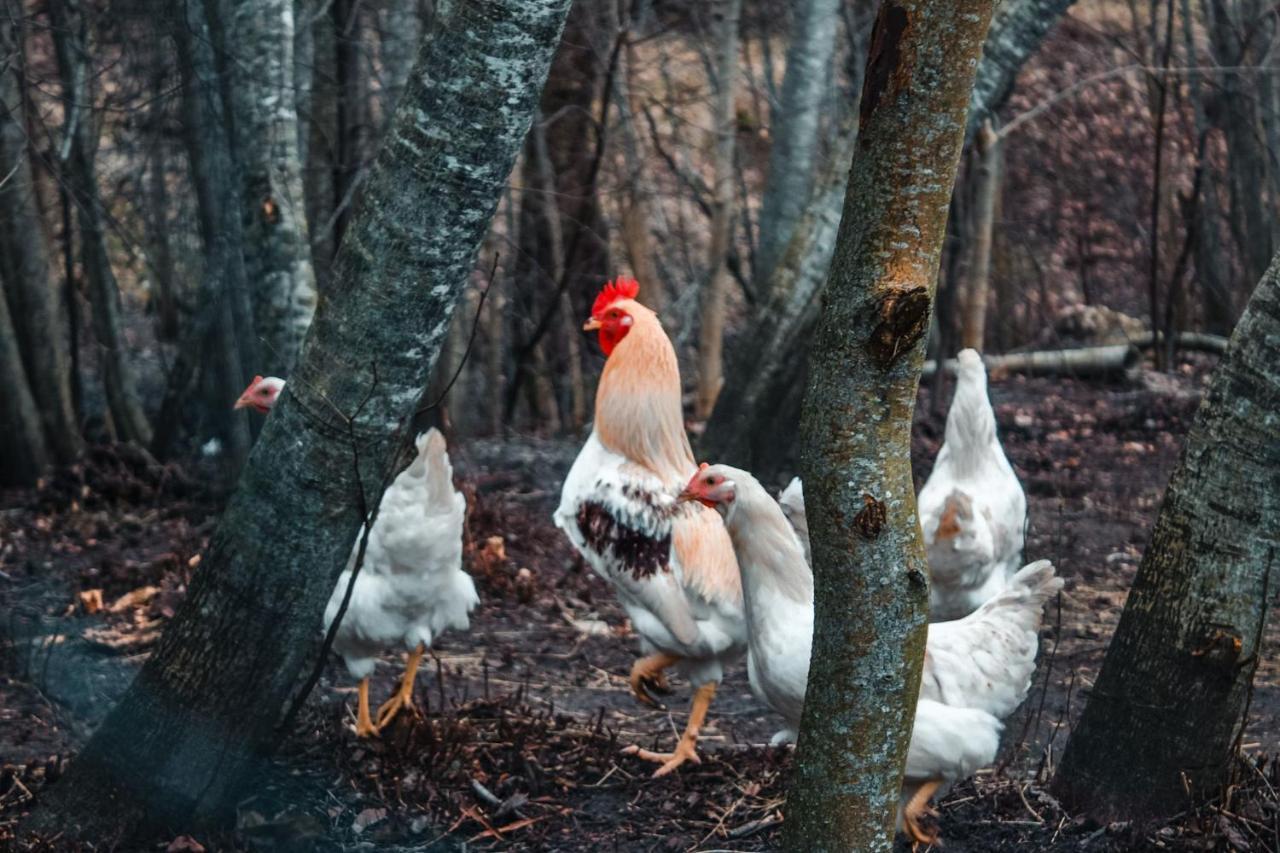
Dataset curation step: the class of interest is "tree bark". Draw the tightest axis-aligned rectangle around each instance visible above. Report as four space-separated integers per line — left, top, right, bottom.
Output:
165 0 258 472
695 0 743 419
0 5 81 464
49 0 152 446
1052 251 1280 822
0 272 50 485
960 120 999 351
783 1 996 849
968 0 1080 132
230 0 320 376
21 0 569 841
755 0 842 288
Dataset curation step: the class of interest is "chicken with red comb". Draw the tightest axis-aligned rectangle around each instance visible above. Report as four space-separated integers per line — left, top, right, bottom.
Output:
555 277 746 777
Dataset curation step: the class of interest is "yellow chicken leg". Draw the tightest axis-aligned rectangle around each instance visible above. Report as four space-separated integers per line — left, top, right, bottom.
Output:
622 681 716 777
354 677 379 738
375 642 426 731
629 652 679 707
902 779 943 850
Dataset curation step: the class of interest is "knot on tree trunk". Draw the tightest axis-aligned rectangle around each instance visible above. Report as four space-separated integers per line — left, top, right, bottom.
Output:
867 286 931 366
854 493 887 539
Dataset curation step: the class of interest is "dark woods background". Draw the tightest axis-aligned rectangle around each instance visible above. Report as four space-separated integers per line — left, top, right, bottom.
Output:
1 0 1272 486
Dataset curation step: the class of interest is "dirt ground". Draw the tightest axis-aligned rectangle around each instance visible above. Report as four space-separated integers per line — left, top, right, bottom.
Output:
3 356 1279 852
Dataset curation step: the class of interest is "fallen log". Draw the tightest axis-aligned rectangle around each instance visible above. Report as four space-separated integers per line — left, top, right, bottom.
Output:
923 344 1139 379
1131 331 1229 355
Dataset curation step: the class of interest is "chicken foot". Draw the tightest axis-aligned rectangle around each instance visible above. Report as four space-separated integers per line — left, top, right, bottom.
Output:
375 642 426 731
902 779 943 850
622 681 716 777
354 677 379 738
629 652 679 708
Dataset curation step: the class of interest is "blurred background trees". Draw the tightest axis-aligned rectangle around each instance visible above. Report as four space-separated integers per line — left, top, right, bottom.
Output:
1 0 1277 486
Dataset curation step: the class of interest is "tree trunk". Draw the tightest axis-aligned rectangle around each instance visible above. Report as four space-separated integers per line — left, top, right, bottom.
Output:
331 0 368 251
783 1 996 849
695 0 742 419
968 0 1080 133
755 0 842 288
166 0 259 473
49 0 152 446
0 5 81 464
0 272 51 485
379 0 424 122
960 120 999 351
698 111 857 473
230 0 320 376
21 0 569 841
1052 251 1280 821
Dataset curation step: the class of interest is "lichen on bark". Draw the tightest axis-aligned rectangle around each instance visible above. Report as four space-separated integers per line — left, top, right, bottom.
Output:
783 1 998 850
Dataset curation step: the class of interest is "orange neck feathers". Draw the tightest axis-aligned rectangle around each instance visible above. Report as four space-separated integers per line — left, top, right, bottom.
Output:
593 299 694 482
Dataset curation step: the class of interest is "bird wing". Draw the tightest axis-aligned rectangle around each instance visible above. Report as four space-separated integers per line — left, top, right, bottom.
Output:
920 560 1061 719
556 435 703 648
777 477 810 565
905 699 1002 784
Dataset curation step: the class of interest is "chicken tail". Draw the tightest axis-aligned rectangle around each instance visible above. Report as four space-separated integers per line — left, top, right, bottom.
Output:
411 428 456 507
945 349 998 450
975 559 1062 629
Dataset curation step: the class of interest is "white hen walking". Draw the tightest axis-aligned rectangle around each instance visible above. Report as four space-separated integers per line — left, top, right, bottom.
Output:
918 349 1028 620
681 463 1059 846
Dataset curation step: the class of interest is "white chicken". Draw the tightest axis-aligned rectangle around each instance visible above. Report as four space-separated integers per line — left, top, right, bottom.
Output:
555 277 746 777
917 348 1028 620
681 463 1060 846
235 378 477 736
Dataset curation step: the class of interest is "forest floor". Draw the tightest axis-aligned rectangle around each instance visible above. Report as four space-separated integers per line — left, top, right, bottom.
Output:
3 356 1279 852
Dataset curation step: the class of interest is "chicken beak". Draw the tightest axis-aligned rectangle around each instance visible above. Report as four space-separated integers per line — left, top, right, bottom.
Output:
583 317 602 332
676 488 702 505
233 395 253 410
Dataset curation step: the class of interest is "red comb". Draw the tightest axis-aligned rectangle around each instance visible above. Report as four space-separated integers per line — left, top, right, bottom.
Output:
698 462 709 470
591 277 640 318
251 374 264 384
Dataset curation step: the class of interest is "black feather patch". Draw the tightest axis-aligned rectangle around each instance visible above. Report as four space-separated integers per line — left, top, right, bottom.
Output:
577 500 671 581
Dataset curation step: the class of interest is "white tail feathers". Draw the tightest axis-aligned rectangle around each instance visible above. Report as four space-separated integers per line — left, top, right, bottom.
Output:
412 428 455 506
979 559 1062 624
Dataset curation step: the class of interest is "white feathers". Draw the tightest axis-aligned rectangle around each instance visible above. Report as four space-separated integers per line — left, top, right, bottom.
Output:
554 432 746 688
918 348 1028 620
324 429 477 679
710 464 1058 800
778 477 810 565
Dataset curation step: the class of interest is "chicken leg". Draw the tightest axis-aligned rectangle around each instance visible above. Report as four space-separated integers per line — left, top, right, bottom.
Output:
622 681 716 777
375 642 426 731
902 779 943 850
629 652 679 707
354 677 379 738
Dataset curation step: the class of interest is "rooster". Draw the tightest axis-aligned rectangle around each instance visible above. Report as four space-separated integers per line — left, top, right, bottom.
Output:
681 463 1060 846
917 349 1028 620
235 377 477 736
555 278 746 777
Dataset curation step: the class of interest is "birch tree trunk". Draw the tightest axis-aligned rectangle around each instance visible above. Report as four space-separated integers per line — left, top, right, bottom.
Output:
783 1 996 849
695 0 742 419
49 0 152 446
1052 250 1280 822
755 0 842 288
230 0 319 376
968 0 1080 133
0 6 81 464
21 0 569 841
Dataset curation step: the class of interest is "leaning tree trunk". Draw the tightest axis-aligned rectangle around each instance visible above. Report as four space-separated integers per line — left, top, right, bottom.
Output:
695 0 742 419
21 0 570 842
0 272 50 485
0 6 81 464
1052 249 1280 822
230 0 319 376
700 0 1078 477
783 1 997 850
754 0 842 288
49 0 152 446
